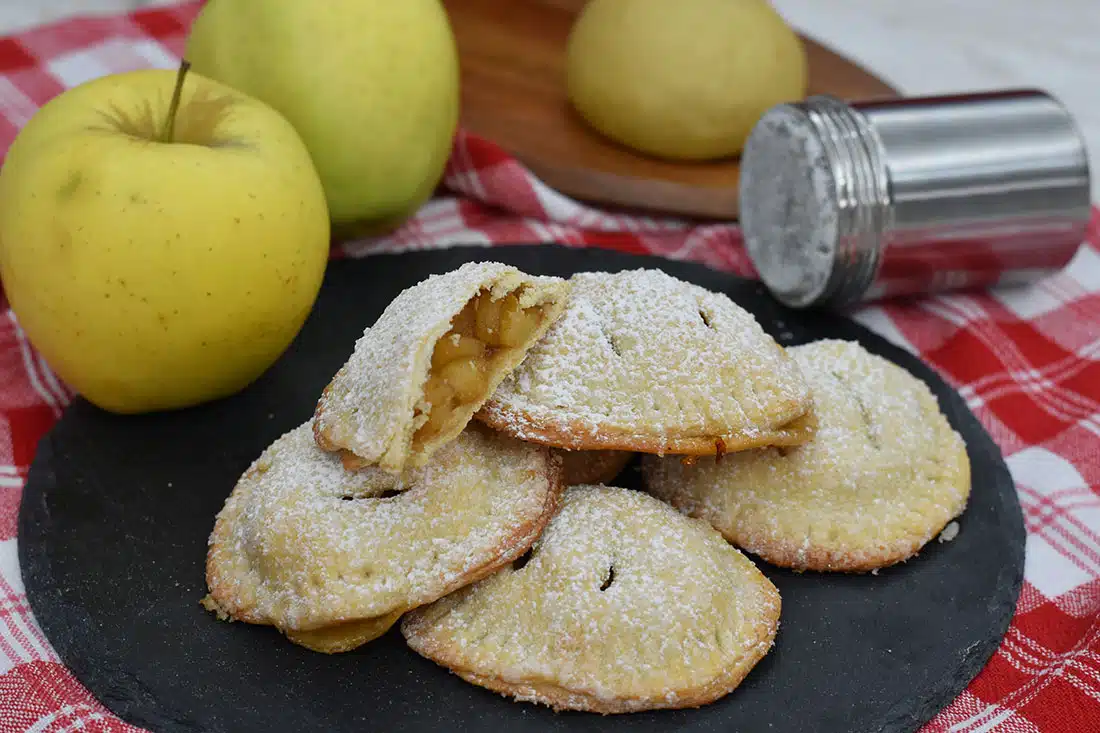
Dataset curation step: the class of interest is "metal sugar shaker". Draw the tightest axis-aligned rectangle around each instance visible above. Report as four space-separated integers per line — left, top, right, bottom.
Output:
738 89 1092 309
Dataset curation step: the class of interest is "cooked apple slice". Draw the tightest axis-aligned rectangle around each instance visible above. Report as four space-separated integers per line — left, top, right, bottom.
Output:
314 261 569 473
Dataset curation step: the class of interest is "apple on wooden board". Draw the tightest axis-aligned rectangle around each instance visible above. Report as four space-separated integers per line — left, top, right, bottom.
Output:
0 63 332 415
185 0 460 238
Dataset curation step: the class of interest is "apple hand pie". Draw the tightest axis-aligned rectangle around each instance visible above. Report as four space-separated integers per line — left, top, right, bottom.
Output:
203 421 563 653
477 268 815 456
402 485 781 713
313 261 569 473
643 339 971 572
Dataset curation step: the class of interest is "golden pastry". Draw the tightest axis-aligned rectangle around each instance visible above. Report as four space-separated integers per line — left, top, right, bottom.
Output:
643 339 971 572
203 421 563 653
402 485 780 713
557 448 634 486
477 268 815 455
314 261 569 473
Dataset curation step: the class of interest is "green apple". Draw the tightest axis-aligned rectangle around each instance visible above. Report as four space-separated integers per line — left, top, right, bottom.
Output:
186 0 461 237
0 64 331 414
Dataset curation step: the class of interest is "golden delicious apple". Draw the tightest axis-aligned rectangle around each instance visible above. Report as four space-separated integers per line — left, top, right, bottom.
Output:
186 0 460 237
0 64 331 414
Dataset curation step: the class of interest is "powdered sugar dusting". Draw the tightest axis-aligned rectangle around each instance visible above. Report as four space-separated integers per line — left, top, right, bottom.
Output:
642 339 971 572
312 261 567 472
402 486 779 710
480 269 813 450
741 106 839 307
206 422 559 631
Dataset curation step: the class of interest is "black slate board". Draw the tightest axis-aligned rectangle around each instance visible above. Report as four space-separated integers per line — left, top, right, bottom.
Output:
19 245 1025 733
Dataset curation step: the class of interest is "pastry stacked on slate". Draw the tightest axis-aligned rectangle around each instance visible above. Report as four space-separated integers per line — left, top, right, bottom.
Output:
203 262 570 652
477 268 816 454
643 339 972 573
202 261 971 714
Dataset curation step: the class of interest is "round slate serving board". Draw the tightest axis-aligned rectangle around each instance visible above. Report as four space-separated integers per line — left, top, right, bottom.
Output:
19 245 1024 733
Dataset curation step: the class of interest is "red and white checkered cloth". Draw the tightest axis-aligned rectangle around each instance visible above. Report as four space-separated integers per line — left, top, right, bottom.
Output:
0 3 1098 731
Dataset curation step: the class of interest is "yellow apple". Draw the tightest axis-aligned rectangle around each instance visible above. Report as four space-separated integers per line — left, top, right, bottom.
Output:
0 65 331 414
186 0 460 237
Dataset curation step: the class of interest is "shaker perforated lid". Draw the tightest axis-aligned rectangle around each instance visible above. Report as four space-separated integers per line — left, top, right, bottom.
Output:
738 103 840 308
740 90 1091 309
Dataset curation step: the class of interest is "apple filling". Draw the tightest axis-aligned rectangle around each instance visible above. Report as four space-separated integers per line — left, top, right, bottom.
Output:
414 288 546 444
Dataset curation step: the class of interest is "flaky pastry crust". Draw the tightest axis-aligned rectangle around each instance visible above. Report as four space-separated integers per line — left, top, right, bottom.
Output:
643 339 971 572
402 485 780 713
477 269 815 456
204 422 563 652
314 261 569 473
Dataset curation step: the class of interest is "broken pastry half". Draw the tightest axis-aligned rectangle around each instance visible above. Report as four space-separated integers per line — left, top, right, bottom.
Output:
643 339 971 572
477 268 816 456
203 421 563 653
402 485 781 713
313 261 570 474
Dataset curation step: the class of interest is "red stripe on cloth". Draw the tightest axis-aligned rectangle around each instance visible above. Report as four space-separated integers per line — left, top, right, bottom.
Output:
0 576 52 666
1010 587 1100 730
1047 423 1100 498
937 611 1100 732
877 301 967 358
1052 578 1100 619
129 5 196 38
0 39 36 72
12 18 148 61
927 324 1090 447
0 661 141 732
7 405 56 465
1016 581 1051 616
0 598 34 668
0 485 17 543
1022 487 1100 580
1 67 65 125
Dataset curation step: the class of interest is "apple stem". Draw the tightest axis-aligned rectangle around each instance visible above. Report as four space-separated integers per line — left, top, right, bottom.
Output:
159 59 191 144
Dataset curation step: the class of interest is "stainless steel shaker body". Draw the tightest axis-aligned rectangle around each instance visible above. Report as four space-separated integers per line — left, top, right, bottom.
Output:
739 90 1092 308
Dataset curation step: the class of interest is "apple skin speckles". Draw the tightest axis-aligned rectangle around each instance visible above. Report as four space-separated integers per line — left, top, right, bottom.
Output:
56 170 84 200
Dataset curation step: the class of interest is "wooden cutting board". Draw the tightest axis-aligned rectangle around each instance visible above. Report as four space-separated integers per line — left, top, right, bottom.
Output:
442 0 899 220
